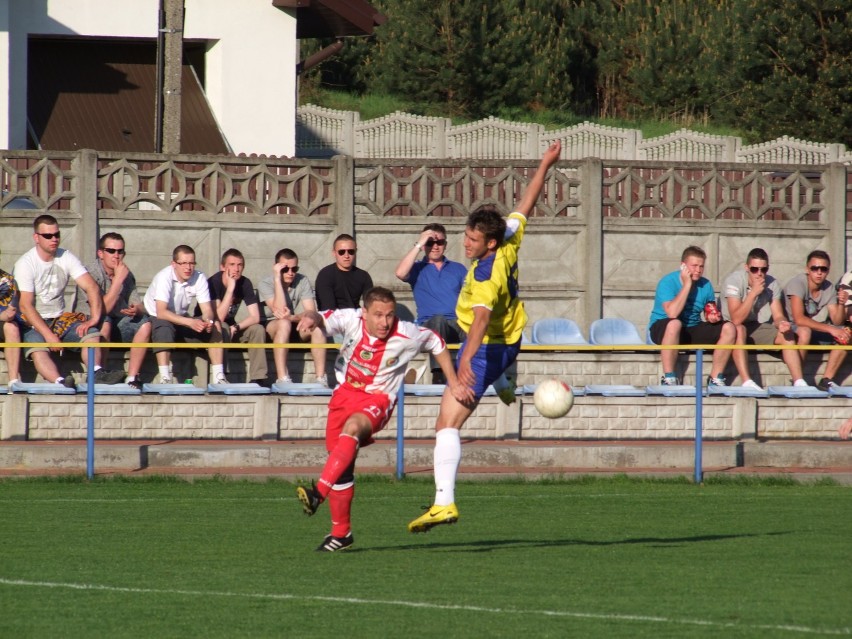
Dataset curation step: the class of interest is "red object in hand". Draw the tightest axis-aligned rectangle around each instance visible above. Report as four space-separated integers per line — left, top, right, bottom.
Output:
835 326 852 345
704 302 721 322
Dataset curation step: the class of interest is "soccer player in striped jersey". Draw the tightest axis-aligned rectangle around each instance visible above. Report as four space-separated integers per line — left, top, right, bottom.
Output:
408 141 562 533
295 287 473 551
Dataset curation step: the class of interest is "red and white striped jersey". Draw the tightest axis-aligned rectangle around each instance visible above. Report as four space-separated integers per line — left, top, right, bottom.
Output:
322 308 446 402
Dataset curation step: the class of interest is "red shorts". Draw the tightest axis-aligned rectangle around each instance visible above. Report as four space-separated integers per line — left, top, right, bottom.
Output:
325 385 394 452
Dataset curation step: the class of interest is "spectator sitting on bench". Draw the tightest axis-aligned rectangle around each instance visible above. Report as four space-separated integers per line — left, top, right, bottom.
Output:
76 232 151 390
259 248 328 386
143 245 225 385
13 215 125 387
648 245 736 386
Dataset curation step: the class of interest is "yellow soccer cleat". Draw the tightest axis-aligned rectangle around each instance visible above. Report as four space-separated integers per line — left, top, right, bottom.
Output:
408 503 459 533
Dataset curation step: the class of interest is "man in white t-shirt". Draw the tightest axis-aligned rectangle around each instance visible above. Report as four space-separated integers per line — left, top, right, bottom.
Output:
13 215 125 387
143 245 225 384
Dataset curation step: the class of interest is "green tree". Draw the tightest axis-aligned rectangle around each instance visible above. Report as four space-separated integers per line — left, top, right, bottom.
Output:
721 0 851 145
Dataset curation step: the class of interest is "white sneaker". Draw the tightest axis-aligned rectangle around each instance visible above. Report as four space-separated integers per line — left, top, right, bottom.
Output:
212 372 229 385
315 376 329 388
276 375 293 385
159 375 174 384
792 379 809 388
741 379 764 391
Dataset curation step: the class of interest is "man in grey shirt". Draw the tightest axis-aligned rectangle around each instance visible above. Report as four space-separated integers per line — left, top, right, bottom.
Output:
721 248 806 389
77 232 150 388
782 250 849 390
259 248 328 386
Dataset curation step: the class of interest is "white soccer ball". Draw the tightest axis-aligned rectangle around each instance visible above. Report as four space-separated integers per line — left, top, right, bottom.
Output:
533 379 574 419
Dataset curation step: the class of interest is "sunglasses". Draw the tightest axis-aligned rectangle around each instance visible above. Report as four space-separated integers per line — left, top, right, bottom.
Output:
425 239 447 247
102 247 126 255
37 232 60 240
809 265 830 273
280 265 299 273
336 249 356 256
748 266 769 274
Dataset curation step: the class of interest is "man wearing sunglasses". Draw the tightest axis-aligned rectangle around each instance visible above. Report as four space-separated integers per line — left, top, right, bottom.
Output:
395 223 467 384
783 250 849 390
76 232 151 389
259 248 328 386
721 248 807 389
13 215 125 387
315 234 373 312
203 249 268 386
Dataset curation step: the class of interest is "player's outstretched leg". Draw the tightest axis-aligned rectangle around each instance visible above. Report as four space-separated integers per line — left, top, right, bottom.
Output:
408 503 459 533
408 428 462 533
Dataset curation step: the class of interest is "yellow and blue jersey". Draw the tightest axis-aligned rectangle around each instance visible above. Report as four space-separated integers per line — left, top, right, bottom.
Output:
455 212 527 344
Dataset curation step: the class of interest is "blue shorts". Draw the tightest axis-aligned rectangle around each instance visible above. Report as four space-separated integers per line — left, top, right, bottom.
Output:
23 319 99 358
456 339 521 401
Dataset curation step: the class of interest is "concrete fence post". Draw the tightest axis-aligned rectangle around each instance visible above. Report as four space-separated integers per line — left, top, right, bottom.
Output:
334 154 355 238
825 163 848 268
74 148 100 265
581 158 604 331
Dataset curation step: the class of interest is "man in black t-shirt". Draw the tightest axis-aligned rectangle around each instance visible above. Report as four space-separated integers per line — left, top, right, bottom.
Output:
314 234 373 311
204 249 268 385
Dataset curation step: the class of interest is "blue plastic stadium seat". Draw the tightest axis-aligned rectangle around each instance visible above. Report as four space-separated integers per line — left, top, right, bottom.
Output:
589 318 644 345
530 318 588 345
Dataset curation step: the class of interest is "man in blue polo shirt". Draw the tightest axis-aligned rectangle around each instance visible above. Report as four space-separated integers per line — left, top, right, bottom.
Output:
395 223 467 383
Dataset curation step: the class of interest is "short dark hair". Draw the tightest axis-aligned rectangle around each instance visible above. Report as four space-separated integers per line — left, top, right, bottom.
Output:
467 206 506 245
333 233 355 247
807 250 830 265
220 248 244 265
98 232 125 250
275 248 298 262
172 244 195 261
363 286 396 308
422 222 447 236
746 248 768 263
33 214 58 231
681 245 706 262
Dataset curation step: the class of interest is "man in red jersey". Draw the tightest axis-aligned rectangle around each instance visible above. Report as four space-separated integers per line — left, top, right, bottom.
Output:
295 286 473 551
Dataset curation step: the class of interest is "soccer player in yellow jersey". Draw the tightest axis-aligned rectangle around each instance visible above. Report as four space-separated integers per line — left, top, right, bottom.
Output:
409 141 562 533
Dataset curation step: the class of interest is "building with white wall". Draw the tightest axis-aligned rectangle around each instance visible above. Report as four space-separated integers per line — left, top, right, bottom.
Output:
0 0 383 156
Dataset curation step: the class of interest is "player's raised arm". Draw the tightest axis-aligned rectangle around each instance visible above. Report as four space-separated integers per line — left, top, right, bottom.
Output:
514 141 562 218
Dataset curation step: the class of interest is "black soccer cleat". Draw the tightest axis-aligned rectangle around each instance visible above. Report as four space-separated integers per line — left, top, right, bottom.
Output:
296 482 323 516
315 532 354 552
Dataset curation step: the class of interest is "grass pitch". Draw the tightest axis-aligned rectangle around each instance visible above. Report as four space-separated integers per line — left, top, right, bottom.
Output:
0 475 849 638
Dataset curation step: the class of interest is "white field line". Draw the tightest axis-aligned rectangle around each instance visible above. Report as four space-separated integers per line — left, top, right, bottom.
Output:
0 577 848 636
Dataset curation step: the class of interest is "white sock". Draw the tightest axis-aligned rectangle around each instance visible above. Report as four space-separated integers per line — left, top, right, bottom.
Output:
211 364 225 378
433 428 461 506
158 365 171 380
126 375 136 382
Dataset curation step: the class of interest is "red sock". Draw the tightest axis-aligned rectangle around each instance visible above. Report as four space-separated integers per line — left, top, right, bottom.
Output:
328 484 355 538
317 434 359 498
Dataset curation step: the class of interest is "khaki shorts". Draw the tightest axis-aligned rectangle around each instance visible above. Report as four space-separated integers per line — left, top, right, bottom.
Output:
743 321 779 345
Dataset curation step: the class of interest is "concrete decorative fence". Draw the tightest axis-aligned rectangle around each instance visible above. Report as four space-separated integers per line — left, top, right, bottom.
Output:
297 105 852 164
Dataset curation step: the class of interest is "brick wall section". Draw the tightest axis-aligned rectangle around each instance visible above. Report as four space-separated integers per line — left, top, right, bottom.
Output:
2 351 849 441
3 388 846 441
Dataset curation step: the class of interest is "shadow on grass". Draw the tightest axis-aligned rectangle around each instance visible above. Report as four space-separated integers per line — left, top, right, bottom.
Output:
359 530 792 553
